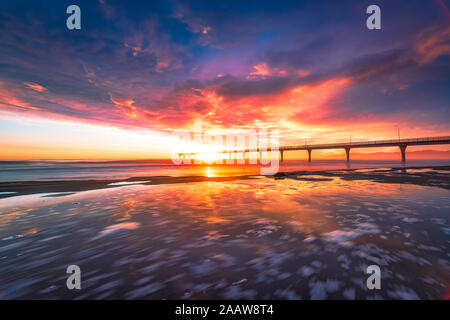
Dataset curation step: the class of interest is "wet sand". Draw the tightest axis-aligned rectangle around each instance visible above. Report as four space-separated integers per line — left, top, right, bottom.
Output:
0 165 449 299
274 165 450 190
1 165 449 199
0 175 256 199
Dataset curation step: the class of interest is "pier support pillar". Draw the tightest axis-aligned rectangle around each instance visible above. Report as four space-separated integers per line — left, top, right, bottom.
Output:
226 152 232 165
307 149 312 162
345 147 351 162
259 151 263 164
280 150 284 162
399 144 407 163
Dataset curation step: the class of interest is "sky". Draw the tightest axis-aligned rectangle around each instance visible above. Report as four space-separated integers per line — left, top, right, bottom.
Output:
0 0 449 159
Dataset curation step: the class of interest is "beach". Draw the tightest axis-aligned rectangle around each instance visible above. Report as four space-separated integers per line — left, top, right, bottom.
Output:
0 163 449 299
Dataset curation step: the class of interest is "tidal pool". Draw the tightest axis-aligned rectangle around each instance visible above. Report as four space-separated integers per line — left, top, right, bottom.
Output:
0 176 449 299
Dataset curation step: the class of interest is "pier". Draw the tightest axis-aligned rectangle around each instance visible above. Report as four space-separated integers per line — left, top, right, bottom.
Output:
178 136 450 163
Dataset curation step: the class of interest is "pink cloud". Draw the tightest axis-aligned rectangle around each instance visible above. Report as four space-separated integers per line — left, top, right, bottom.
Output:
25 82 46 92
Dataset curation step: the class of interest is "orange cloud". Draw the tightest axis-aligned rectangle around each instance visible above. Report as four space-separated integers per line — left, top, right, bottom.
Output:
110 95 138 118
248 63 289 79
216 77 352 127
415 25 450 63
156 60 171 72
25 82 46 92
0 85 38 111
296 69 310 77
250 63 271 76
201 26 211 34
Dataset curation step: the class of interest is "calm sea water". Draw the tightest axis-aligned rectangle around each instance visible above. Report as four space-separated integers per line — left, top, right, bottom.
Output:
1 159 449 181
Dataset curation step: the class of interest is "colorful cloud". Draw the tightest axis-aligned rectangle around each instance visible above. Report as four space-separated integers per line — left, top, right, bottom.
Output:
0 0 448 158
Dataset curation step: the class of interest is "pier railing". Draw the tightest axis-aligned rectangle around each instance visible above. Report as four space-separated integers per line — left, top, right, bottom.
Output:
283 136 450 150
177 135 450 163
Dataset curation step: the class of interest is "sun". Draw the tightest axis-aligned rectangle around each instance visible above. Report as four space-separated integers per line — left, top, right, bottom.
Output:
193 144 223 163
197 152 219 163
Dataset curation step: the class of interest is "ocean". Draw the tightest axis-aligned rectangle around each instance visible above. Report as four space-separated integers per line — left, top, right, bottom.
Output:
1 159 450 181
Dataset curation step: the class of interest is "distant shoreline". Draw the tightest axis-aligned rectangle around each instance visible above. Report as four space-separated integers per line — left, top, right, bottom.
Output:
0 165 449 199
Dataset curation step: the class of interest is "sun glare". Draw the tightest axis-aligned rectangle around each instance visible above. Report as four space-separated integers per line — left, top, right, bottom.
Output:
198 152 219 163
